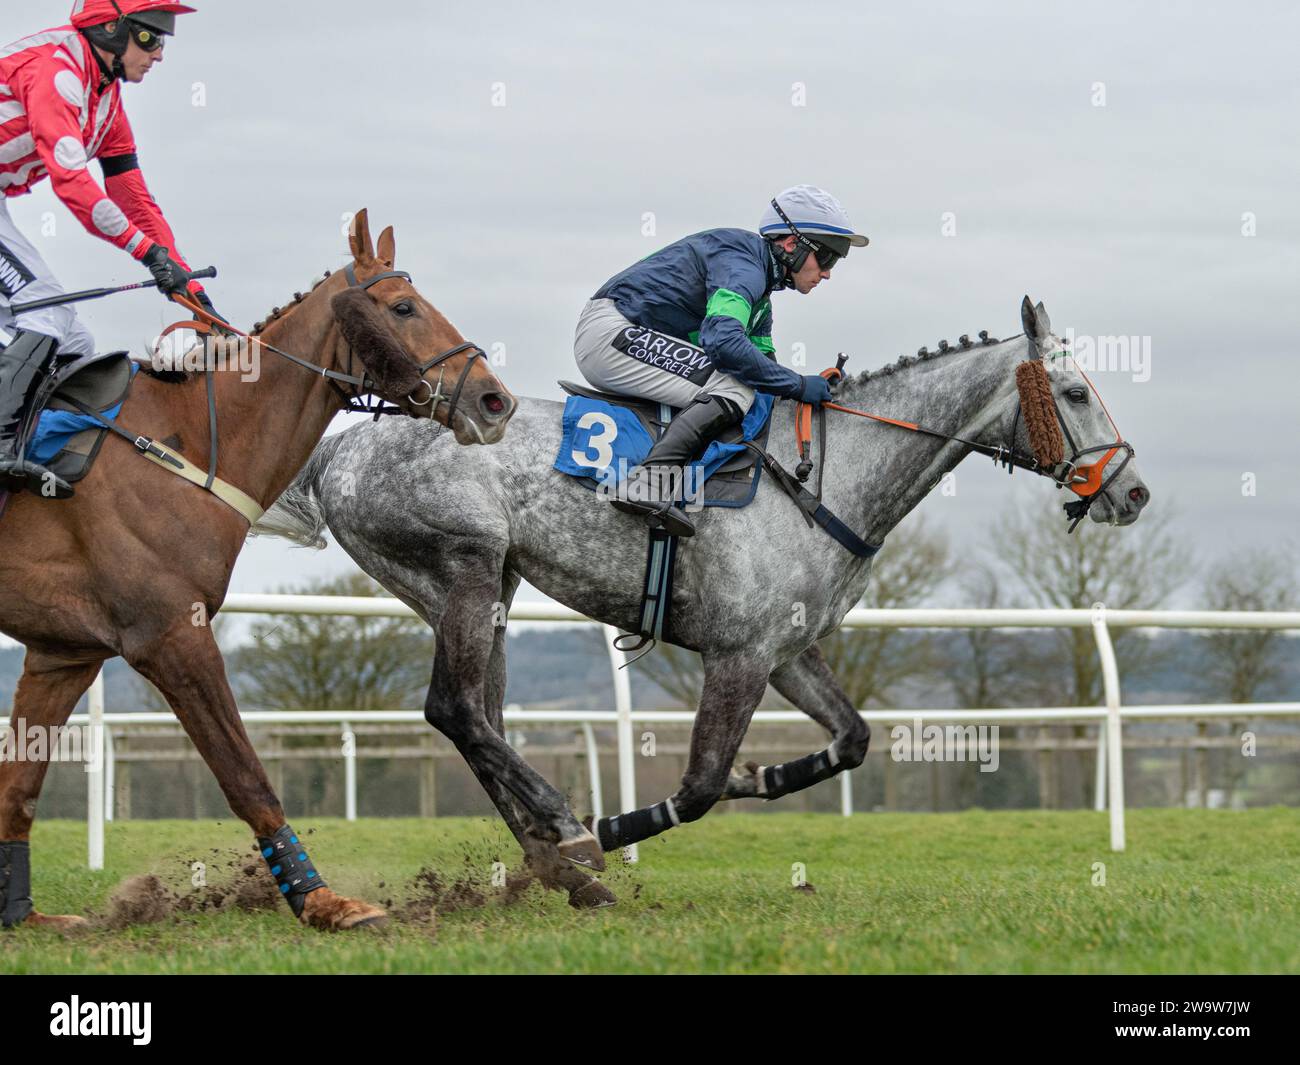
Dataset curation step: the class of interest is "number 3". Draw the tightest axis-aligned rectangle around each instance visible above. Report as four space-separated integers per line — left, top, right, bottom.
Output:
571 411 618 469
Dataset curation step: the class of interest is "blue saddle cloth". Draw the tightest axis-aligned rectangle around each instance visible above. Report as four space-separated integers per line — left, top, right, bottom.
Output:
553 392 774 507
30 360 138 465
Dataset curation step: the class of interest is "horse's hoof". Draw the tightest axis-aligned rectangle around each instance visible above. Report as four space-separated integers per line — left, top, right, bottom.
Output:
24 911 89 932
343 912 389 930
557 832 606 872
298 887 388 932
568 879 617 909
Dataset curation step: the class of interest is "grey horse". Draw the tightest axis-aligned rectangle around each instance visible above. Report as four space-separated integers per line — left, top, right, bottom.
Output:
255 297 1150 907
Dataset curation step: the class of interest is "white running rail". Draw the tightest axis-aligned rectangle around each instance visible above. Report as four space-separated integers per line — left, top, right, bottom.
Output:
66 596 1300 870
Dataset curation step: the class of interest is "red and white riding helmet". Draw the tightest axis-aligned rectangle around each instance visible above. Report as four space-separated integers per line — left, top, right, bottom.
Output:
70 1 197 31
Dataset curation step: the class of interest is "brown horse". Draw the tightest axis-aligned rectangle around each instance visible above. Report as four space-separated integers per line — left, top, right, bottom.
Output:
0 209 515 931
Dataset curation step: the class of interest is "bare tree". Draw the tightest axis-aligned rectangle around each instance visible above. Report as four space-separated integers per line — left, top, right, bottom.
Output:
1199 546 1299 805
946 565 1049 810
817 516 954 708
1200 547 1298 704
981 500 1193 807
984 501 1191 707
232 571 433 713
951 568 1009 711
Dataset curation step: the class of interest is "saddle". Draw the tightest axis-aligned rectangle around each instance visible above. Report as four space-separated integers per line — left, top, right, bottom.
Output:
552 378 883 656
556 380 773 507
30 351 135 485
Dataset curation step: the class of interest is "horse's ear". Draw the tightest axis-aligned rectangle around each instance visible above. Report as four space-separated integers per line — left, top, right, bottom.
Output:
349 208 375 263
1020 295 1038 350
376 225 396 269
1034 300 1052 338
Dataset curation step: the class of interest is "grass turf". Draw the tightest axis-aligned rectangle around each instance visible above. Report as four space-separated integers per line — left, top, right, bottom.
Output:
2 809 1296 974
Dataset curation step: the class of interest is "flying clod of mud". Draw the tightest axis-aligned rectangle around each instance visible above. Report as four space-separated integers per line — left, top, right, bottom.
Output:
99 875 176 930
94 849 283 929
393 845 542 926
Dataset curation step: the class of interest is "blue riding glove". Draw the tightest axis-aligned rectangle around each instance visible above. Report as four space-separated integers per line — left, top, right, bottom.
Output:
797 374 833 405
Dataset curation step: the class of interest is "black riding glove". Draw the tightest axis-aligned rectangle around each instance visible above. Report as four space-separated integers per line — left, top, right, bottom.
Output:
192 289 228 324
141 244 192 297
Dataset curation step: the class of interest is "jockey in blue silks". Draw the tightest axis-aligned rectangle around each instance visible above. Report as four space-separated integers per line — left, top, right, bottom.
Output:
573 184 868 537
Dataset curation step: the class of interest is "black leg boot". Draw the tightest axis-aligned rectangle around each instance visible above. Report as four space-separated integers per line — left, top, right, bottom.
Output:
0 331 73 499
0 840 34 929
611 394 744 537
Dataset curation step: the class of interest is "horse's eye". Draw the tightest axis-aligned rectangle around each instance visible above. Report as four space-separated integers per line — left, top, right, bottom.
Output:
391 301 415 318
1066 387 1088 403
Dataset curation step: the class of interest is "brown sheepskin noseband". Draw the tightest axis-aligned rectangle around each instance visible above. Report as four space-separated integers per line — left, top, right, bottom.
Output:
330 287 423 399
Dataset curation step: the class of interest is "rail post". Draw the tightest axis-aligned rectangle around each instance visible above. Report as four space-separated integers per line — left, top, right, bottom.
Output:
581 723 604 819
343 721 357 821
1091 604 1125 851
87 670 106 871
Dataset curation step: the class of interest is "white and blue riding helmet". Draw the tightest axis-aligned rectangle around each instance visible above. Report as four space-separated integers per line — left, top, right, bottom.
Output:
759 185 869 264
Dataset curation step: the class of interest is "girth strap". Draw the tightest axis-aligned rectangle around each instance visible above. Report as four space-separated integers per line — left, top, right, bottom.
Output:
64 396 264 526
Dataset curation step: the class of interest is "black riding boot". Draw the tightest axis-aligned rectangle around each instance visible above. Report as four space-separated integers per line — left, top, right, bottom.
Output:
611 394 744 537
0 330 72 499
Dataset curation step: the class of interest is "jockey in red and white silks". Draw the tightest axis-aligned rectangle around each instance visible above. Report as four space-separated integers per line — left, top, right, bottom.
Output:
0 1 215 498
0 2 214 344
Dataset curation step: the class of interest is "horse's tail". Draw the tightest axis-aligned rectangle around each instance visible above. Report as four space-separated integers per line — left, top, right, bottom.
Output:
249 433 345 548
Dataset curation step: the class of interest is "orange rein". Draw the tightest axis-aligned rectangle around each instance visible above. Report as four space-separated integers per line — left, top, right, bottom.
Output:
794 357 1126 500
153 291 240 358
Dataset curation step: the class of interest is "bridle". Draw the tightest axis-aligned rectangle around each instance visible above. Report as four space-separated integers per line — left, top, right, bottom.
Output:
796 343 1135 533
324 264 488 426
169 263 487 428
1004 354 1135 531
157 263 487 497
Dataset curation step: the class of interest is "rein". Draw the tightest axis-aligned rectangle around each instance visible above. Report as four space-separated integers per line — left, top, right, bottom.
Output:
167 264 485 427
794 347 1134 533
106 264 487 524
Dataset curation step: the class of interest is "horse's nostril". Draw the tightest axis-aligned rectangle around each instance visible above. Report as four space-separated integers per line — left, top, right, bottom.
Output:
1129 486 1148 505
482 393 507 416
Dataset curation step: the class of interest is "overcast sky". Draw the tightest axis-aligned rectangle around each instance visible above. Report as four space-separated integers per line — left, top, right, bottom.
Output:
8 0 1299 622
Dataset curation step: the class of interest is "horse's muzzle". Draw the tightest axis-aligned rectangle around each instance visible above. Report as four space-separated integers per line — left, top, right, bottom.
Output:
450 388 515 444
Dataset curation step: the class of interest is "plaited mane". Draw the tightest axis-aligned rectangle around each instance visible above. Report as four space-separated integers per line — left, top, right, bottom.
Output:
842 330 1000 390
252 271 334 334
140 272 336 383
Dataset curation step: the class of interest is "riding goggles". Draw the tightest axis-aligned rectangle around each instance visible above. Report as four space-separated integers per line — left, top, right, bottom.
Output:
768 198 846 271
812 244 842 271
127 20 166 52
